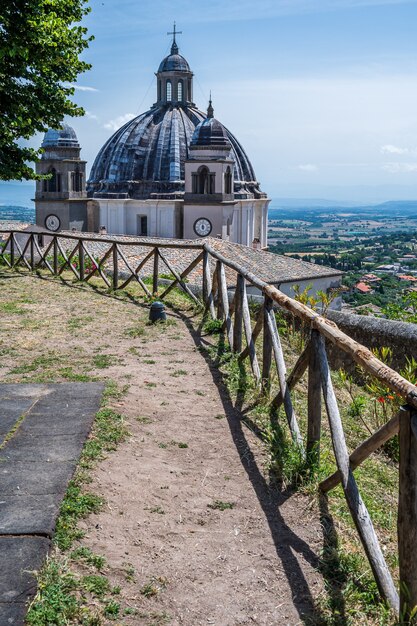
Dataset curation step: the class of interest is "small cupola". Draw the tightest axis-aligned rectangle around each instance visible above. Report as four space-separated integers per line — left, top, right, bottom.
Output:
155 23 194 106
185 98 235 200
190 99 231 149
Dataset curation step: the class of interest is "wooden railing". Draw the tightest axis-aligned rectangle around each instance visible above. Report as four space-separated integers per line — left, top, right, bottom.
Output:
1 228 417 619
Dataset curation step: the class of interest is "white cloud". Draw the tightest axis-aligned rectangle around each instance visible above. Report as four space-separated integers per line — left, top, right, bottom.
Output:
85 111 99 121
382 162 417 173
104 113 136 131
381 144 409 155
64 82 99 92
297 164 318 171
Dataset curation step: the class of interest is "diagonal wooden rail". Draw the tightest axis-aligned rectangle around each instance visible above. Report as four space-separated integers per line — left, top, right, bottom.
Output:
1 227 417 618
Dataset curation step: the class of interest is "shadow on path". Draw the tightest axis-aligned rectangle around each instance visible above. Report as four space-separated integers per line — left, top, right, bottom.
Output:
179 311 339 625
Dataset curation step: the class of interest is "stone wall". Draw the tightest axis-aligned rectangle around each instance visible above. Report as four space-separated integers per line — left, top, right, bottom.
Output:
327 310 417 372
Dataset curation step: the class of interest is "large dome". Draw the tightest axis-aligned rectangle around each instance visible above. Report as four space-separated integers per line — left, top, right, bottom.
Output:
87 40 265 201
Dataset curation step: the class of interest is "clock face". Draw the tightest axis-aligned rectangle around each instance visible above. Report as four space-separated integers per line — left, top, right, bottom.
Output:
45 214 61 232
193 217 212 237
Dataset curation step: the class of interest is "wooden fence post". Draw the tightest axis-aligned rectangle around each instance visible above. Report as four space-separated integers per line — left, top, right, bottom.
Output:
153 248 159 296
202 249 210 302
79 242 85 281
233 274 244 353
216 261 223 320
53 237 59 274
112 244 118 290
307 330 322 466
202 249 216 319
398 406 417 622
29 234 35 270
10 233 15 267
262 296 273 391
316 333 399 612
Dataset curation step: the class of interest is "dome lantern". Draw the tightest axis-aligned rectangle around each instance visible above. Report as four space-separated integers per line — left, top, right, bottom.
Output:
155 23 194 106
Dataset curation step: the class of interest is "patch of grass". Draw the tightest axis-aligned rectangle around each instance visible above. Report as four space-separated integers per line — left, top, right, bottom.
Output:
145 381 157 388
123 562 136 582
0 411 28 449
140 576 168 599
81 574 110 598
214 413 225 420
203 318 223 335
207 500 235 511
67 315 93 331
125 325 146 338
0 301 26 315
170 368 187 377
92 353 115 369
70 546 106 570
25 557 79 624
177 442 188 448
104 600 120 619
55 484 104 551
102 381 129 402
136 415 152 424
59 367 95 382
10 354 60 375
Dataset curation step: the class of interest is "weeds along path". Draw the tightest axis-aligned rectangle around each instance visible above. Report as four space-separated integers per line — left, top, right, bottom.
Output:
0 270 324 625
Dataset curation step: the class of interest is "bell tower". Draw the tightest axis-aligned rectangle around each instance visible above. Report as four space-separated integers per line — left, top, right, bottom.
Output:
35 124 98 232
183 100 236 240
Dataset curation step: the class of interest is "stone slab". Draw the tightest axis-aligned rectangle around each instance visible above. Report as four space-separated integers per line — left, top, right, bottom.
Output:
0 383 104 625
17 382 103 437
0 602 28 625
0 460 76 496
0 386 48 444
2 431 89 462
0 535 51 603
0 494 62 535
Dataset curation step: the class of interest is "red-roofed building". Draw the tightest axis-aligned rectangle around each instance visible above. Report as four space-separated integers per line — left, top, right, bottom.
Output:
361 273 381 283
355 282 373 294
398 275 417 282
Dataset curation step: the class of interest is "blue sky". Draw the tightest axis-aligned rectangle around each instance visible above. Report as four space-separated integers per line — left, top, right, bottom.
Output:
4 0 417 204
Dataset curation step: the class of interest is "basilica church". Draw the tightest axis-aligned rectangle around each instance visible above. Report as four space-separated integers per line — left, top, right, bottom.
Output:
35 30 270 247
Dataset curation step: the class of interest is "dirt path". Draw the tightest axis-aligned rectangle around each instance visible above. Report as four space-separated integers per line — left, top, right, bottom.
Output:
0 272 324 625
79 316 323 625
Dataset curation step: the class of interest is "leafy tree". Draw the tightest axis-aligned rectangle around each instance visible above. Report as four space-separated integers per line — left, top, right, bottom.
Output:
383 292 417 324
0 0 93 180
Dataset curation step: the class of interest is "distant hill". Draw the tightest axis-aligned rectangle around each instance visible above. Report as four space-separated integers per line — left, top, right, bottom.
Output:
268 199 417 220
0 206 35 223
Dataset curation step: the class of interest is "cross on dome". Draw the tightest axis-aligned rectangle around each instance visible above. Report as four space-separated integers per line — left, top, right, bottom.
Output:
167 22 182 55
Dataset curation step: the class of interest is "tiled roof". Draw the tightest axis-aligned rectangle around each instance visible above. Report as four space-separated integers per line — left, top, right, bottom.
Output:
206 239 343 284
0 225 343 289
355 282 372 293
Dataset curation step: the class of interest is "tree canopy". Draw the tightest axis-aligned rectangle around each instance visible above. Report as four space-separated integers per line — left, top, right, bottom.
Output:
0 0 93 180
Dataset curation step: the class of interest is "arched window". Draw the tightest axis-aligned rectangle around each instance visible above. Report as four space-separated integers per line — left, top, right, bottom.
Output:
177 80 183 101
197 166 209 194
46 167 61 193
71 167 83 192
224 166 232 194
166 80 172 101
